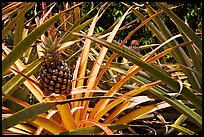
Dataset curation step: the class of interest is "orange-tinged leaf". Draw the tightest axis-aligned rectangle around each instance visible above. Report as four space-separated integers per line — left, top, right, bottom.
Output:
82 6 133 121
71 57 81 108
75 6 99 88
70 89 122 97
103 101 130 124
2 2 23 15
93 4 165 90
32 116 66 134
34 109 59 135
93 81 161 122
73 2 80 23
2 93 30 108
76 119 113 135
73 3 106 121
88 10 165 119
7 124 34 135
41 3 56 23
2 102 59 132
148 41 193 64
54 95 76 130
114 104 157 124
144 34 183 61
75 33 201 112
59 124 128 135
114 101 171 124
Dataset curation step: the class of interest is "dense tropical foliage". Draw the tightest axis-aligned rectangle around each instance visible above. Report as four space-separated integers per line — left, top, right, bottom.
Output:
2 2 202 135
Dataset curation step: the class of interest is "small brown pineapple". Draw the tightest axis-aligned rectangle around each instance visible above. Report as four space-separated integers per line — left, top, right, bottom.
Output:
38 36 71 96
130 40 140 53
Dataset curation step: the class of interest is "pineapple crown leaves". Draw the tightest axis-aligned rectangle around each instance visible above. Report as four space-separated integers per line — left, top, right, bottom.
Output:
44 35 61 52
38 35 62 61
38 32 83 62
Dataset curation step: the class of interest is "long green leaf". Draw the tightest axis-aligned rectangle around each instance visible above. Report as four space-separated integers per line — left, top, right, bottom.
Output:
61 17 94 43
136 75 202 128
167 124 195 135
14 9 25 46
2 58 41 102
2 13 61 76
101 63 202 128
177 30 202 86
2 2 35 39
145 3 201 92
109 64 201 128
59 124 128 135
2 102 57 132
2 96 117 132
156 2 202 52
79 35 202 111
124 2 201 92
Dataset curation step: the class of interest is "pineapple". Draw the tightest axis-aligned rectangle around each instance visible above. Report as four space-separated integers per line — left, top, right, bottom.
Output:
38 36 71 96
130 40 140 53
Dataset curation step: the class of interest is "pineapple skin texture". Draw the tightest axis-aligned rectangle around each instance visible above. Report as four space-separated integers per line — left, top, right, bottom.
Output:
38 59 71 96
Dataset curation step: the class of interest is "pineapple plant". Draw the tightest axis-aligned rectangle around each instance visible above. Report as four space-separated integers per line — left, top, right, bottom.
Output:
37 35 71 96
2 2 202 135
